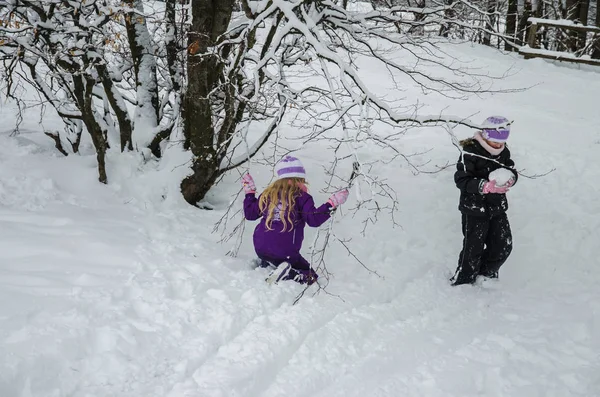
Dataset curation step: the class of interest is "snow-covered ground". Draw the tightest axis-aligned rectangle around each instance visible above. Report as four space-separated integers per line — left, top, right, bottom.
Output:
1 42 600 397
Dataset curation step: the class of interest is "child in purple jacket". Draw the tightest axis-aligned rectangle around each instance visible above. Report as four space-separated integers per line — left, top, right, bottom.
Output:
242 156 349 285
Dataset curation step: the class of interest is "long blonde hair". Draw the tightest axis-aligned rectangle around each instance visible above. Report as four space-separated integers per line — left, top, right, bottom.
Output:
259 177 306 231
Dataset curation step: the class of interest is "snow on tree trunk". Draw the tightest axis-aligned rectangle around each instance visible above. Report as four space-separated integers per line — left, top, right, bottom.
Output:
125 0 160 150
165 0 181 93
96 63 134 153
147 0 183 159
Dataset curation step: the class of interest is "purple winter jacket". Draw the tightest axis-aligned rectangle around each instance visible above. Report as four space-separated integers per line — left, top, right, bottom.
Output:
244 191 332 261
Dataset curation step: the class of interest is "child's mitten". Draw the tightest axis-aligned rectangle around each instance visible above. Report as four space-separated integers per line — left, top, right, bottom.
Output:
327 189 349 208
481 180 509 194
241 173 256 194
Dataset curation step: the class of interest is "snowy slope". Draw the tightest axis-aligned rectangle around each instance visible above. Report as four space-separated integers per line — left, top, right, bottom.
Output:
1 43 600 397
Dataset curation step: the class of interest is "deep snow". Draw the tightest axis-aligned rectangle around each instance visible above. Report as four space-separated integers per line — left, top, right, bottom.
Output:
1 42 600 397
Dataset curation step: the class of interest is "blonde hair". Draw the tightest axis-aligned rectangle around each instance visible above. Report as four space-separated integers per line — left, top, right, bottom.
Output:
259 177 306 231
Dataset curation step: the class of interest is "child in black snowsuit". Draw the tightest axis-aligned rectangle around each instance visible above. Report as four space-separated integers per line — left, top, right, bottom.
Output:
451 116 518 286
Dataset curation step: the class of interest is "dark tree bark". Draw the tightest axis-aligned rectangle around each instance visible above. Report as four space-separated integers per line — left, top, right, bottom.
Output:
593 0 600 58
534 0 547 49
409 0 427 36
165 0 181 93
505 0 518 50
578 0 590 49
439 0 455 37
44 132 69 156
65 120 83 154
74 74 109 184
565 0 581 51
180 0 237 206
96 63 134 152
518 0 532 46
483 0 497 46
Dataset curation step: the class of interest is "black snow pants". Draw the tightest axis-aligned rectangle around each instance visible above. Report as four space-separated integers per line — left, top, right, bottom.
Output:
452 212 513 286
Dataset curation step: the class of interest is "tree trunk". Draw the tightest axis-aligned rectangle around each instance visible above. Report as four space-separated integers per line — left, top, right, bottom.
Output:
518 0 532 46
125 0 160 147
74 75 109 184
578 0 590 50
180 0 236 206
439 0 455 37
409 0 427 36
565 0 580 51
65 120 83 153
483 0 497 46
96 63 134 152
45 131 69 156
145 0 182 159
593 0 600 58
534 0 547 49
165 0 181 93
505 0 518 50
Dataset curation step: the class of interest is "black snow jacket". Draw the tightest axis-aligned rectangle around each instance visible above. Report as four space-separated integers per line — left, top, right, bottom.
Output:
454 138 518 217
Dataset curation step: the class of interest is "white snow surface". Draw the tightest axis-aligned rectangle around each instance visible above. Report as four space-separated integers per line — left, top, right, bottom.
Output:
1 43 600 397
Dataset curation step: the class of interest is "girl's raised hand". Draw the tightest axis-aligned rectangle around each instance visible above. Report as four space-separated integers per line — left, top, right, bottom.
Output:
241 173 256 194
328 189 349 209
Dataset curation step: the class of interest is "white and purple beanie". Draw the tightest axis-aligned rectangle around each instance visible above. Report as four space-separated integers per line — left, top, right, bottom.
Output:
275 155 306 180
481 116 511 143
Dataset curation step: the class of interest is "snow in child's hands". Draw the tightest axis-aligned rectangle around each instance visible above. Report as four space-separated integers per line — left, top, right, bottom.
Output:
488 168 514 187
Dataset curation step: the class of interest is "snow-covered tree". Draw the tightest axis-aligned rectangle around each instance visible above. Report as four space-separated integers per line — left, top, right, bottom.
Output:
180 0 502 205
1 0 507 207
0 0 183 182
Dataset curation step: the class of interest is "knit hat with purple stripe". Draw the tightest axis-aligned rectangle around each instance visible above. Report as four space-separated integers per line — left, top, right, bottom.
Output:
275 155 306 180
481 116 511 143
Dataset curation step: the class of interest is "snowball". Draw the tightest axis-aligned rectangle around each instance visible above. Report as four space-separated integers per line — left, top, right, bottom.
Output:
488 168 514 187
